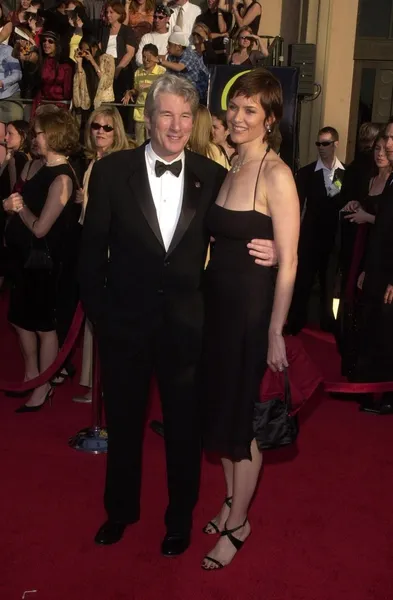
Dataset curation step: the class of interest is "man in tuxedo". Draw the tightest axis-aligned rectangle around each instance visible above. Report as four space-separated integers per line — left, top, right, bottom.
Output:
79 74 276 556
287 126 345 334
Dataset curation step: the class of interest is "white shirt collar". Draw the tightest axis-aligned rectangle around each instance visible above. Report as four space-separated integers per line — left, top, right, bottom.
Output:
315 157 345 172
145 142 185 174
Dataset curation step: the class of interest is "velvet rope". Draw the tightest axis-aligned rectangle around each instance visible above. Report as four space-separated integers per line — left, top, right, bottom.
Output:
302 328 393 394
0 303 85 392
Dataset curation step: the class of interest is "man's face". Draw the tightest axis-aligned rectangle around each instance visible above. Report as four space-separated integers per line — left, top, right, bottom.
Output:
167 42 183 57
153 12 169 32
316 132 337 162
207 0 218 10
145 92 193 161
384 123 393 164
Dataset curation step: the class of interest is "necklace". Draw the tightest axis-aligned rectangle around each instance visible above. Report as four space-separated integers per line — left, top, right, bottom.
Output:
231 146 270 174
46 157 67 167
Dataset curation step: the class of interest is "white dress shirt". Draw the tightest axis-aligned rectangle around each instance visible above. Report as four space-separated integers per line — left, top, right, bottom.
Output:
136 31 171 66
170 1 202 37
145 142 185 251
315 156 345 197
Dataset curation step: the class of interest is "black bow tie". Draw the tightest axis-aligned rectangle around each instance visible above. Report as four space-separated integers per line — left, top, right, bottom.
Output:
155 159 182 178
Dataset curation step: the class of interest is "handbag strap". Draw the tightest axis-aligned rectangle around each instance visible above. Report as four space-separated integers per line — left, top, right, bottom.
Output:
65 159 82 190
283 368 294 413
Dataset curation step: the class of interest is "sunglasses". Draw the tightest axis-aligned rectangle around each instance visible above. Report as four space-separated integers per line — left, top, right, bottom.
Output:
153 14 166 19
315 141 334 147
239 36 250 40
91 122 114 132
43 38 55 44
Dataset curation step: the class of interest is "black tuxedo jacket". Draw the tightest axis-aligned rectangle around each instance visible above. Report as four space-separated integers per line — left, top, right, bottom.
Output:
78 145 226 359
296 161 345 245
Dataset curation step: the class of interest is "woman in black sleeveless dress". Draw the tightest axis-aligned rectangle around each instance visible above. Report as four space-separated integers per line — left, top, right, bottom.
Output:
201 69 299 570
232 0 261 35
4 110 80 412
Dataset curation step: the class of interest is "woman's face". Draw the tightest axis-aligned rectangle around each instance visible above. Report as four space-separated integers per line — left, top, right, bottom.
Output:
42 35 57 56
212 116 228 146
106 6 120 24
90 115 115 154
239 31 252 50
5 124 23 151
227 93 269 145
374 139 390 169
21 0 31 10
33 123 48 157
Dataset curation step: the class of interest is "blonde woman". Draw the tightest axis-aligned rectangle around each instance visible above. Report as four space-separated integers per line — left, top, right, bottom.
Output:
74 106 130 403
188 105 230 170
229 25 267 66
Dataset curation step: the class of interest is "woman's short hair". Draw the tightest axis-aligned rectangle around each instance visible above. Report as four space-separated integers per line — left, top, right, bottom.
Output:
34 110 80 156
145 73 199 119
84 106 129 159
8 120 29 152
228 68 283 144
107 1 126 23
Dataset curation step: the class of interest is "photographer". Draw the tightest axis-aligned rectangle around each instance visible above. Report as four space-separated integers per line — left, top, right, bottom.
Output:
73 35 115 125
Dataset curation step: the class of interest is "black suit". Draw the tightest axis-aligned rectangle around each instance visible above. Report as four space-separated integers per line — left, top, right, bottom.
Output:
287 160 345 334
79 145 226 533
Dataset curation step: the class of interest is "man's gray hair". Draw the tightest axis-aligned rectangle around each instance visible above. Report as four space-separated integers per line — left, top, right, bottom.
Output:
144 74 200 119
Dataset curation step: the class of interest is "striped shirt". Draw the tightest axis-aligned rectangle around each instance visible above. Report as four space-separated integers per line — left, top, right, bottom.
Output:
133 64 166 122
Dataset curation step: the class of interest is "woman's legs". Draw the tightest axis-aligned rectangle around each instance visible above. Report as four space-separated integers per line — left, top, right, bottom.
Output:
13 325 39 380
25 330 58 407
202 439 262 568
204 458 234 533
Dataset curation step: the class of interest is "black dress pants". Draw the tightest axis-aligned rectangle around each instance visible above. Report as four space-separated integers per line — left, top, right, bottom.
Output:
98 329 201 534
288 231 336 334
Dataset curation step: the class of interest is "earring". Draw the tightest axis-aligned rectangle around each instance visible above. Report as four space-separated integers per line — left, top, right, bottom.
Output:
266 124 272 134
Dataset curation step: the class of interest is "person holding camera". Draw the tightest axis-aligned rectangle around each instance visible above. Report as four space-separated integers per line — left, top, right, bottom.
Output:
73 35 115 124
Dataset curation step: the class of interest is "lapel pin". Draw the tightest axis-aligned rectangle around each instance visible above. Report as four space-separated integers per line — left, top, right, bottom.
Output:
195 181 201 188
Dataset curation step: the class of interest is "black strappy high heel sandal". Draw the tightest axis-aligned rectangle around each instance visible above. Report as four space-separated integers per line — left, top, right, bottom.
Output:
202 517 248 570
202 496 232 535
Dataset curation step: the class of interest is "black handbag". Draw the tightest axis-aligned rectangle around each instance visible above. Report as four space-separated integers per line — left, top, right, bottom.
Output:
24 237 53 271
253 369 299 450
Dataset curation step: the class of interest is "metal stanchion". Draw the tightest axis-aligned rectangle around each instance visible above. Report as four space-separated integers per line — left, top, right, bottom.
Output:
69 339 108 454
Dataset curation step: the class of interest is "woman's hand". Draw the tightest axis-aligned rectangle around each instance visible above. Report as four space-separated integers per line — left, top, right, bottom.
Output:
84 50 93 63
344 208 370 224
357 271 365 290
342 200 360 213
384 284 393 304
74 49 83 64
3 192 24 213
75 188 84 204
267 332 288 373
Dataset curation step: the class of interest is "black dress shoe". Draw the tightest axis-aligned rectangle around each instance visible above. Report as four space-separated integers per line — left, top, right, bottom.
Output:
161 532 190 557
94 520 128 545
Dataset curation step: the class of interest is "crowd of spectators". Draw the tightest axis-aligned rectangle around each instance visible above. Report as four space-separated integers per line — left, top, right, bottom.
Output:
0 0 269 135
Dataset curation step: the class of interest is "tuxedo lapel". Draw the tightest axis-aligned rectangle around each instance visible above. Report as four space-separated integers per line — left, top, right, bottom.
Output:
127 147 165 249
166 160 202 257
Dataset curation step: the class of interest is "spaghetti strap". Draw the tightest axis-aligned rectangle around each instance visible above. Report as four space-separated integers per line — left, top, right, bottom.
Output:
253 146 270 211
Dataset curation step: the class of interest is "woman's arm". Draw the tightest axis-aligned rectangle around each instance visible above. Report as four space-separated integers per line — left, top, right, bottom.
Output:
232 0 261 28
62 63 74 100
266 162 300 371
0 21 13 44
7 174 73 238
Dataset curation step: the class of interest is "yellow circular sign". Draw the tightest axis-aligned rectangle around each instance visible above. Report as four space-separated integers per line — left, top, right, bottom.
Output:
220 69 252 110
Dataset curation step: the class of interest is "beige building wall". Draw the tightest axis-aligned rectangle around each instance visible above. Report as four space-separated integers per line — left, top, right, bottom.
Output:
262 0 359 166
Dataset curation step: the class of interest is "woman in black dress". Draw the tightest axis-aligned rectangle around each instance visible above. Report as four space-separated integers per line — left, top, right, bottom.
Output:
231 0 261 35
202 69 299 569
3 110 80 412
338 134 391 378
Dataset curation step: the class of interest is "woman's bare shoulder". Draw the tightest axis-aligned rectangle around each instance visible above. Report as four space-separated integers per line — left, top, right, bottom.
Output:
264 152 293 183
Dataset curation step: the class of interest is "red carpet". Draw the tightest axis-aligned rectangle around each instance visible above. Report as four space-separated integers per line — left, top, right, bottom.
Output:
1 302 393 599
